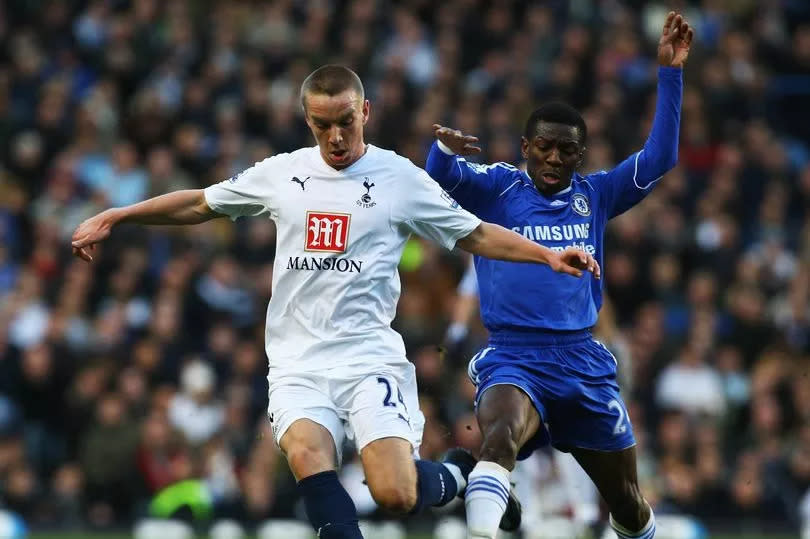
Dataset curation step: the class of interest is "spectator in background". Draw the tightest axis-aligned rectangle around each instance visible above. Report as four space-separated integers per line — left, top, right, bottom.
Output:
79 392 139 527
46 463 84 527
191 255 256 333
136 412 190 495
168 360 224 446
79 140 148 208
656 344 726 417
146 146 194 198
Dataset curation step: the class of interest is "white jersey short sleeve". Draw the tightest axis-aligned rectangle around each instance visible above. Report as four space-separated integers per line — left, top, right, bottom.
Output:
203 155 286 220
391 165 482 250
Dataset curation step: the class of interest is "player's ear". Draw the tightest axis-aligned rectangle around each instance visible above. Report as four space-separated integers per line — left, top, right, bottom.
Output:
301 92 309 117
361 99 370 124
301 100 312 127
520 136 529 160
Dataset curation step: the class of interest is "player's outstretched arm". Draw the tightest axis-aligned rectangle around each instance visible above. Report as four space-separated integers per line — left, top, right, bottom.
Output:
71 189 219 261
426 125 482 186
636 12 693 172
424 125 508 215
432 125 482 156
457 222 600 279
599 12 693 217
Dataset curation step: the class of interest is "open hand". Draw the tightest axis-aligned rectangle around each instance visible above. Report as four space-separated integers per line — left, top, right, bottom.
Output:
658 11 694 68
432 124 482 156
71 210 118 262
549 247 601 279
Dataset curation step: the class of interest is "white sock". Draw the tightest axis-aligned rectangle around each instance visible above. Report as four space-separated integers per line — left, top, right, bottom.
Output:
443 462 467 492
610 506 656 538
465 461 511 539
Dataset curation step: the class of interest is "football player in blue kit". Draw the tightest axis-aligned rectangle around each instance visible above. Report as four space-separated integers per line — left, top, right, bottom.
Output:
425 12 693 539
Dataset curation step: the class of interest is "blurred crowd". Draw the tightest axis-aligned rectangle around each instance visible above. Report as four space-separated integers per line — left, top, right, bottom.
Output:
1 0 810 535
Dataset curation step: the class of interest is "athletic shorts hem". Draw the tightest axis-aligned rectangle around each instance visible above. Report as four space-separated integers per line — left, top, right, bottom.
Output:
355 430 420 455
556 441 638 453
270 411 343 465
475 381 547 424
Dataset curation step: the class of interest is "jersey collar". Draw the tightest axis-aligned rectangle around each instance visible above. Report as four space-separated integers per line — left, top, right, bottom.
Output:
313 144 374 176
522 170 573 198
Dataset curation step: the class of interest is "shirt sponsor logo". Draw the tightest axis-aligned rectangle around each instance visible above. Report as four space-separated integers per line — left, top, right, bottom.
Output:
286 256 363 273
305 211 350 253
510 223 596 254
511 223 591 242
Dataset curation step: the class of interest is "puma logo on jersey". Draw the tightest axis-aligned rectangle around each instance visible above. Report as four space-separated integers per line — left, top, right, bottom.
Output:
356 177 377 208
291 176 310 190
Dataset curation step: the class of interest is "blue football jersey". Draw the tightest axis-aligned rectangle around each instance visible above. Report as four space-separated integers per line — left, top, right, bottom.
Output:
426 67 683 334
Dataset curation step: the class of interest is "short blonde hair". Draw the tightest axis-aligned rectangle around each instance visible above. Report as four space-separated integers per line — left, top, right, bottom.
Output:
300 65 364 110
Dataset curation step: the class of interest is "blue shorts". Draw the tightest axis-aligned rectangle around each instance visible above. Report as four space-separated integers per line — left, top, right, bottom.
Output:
468 329 635 459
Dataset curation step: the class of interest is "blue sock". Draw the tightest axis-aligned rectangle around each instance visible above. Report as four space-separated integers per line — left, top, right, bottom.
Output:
297 471 363 539
410 460 459 514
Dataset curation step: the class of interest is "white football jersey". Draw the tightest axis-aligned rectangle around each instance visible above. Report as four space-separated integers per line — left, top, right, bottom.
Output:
204 145 481 372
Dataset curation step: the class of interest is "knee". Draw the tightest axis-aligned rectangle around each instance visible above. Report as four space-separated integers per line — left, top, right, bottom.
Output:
479 420 520 468
368 483 417 515
285 444 334 479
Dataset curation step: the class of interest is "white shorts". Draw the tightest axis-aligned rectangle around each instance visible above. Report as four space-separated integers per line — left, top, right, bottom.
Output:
266 361 425 465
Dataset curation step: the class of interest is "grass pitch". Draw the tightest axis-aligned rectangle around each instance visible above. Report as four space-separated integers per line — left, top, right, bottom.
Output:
27 534 799 539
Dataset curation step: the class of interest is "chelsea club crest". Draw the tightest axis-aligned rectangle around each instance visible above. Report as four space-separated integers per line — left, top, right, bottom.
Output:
571 193 591 217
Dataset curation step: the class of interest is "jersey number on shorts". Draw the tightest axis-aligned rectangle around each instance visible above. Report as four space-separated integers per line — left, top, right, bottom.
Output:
377 377 406 409
608 399 628 435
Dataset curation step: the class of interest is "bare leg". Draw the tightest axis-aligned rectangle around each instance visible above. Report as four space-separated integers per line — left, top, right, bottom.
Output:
571 446 652 534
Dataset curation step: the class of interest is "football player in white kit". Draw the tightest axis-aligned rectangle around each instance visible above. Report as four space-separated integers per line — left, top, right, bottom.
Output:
71 65 599 538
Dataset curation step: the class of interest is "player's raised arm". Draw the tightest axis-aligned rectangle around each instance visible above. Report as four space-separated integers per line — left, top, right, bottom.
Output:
457 222 600 279
597 11 693 217
71 189 219 261
425 125 515 215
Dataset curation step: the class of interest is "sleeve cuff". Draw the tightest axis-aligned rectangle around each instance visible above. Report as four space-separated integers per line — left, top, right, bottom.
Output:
446 217 482 251
202 186 236 222
658 66 683 79
437 140 456 155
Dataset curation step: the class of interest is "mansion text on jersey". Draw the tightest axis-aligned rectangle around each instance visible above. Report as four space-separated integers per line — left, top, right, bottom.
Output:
286 256 363 273
511 223 596 254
